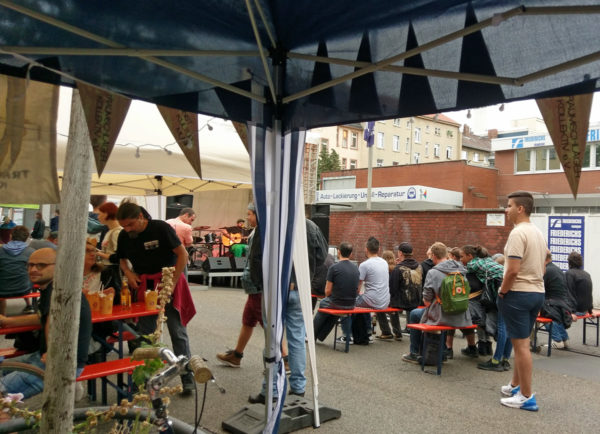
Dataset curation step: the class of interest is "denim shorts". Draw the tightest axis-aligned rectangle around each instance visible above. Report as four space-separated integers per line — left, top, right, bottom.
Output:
497 291 544 339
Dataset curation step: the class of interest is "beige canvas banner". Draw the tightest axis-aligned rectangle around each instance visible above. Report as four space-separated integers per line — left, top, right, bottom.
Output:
536 94 593 198
157 106 202 178
0 76 60 203
77 82 131 176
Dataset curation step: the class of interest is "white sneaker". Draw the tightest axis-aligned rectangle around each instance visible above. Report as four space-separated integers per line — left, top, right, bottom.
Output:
551 340 565 349
500 392 539 411
562 339 569 349
335 336 353 345
500 382 520 397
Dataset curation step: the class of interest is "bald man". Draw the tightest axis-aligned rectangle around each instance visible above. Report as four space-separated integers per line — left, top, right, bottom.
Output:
0 248 91 399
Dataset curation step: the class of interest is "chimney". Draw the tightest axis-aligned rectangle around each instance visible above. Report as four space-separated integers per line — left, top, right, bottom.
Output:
488 128 498 139
463 124 470 135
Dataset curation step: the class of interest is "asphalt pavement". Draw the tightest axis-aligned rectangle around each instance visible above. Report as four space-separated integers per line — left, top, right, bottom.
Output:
2 285 599 433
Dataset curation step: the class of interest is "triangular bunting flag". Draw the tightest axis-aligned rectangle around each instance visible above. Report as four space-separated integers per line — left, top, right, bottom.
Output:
232 121 249 152
0 76 60 203
77 82 130 176
157 106 202 179
536 94 593 198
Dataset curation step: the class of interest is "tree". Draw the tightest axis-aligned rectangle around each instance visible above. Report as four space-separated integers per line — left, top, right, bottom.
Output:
317 148 341 188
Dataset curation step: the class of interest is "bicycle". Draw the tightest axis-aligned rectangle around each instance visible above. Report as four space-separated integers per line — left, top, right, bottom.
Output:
0 347 217 433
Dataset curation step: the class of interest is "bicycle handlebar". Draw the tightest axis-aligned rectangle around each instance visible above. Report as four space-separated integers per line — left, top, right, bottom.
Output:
132 347 212 386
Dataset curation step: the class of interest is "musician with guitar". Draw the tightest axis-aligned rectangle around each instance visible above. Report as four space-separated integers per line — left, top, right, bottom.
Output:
221 219 251 257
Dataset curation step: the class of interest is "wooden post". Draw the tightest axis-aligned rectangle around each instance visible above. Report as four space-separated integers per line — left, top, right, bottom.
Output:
40 89 91 432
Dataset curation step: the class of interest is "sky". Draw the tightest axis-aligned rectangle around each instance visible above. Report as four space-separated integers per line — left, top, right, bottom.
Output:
446 95 600 135
58 87 600 144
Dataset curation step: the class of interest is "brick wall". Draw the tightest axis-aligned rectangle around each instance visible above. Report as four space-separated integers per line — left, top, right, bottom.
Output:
329 210 512 262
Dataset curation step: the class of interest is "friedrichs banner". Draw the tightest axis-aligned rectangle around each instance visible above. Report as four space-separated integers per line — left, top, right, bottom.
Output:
0 76 60 203
157 106 202 178
77 82 131 176
536 94 593 198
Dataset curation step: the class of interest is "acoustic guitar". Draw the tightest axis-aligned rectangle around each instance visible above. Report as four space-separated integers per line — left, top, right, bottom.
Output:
221 233 243 246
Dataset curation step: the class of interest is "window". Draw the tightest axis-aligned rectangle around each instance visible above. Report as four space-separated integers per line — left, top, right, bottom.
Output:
425 142 429 155
434 127 441 136
425 125 430 133
320 138 329 152
446 146 452 159
342 129 348 148
473 152 479 162
349 159 357 169
515 149 531 172
433 144 440 157
376 159 384 167
414 127 421 143
406 120 411 128
582 143 599 168
392 161 399 166
414 152 420 164
377 132 384 149
350 132 358 149
392 135 400 152
341 158 347 169
461 150 467 159
447 130 454 138
405 137 410 153
515 146 565 172
393 118 400 127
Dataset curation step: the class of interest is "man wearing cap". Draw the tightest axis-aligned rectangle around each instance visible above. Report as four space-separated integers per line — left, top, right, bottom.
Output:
376 242 422 341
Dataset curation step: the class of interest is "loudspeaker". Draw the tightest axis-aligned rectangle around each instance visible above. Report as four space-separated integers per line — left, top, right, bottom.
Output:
311 204 330 217
208 257 231 271
234 257 248 270
312 216 329 243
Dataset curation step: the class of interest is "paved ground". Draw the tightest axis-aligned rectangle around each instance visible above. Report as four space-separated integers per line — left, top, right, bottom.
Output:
2 285 599 433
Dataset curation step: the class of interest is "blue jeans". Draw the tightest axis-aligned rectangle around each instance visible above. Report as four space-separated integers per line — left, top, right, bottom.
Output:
408 308 425 355
354 294 374 334
0 352 84 399
262 289 306 396
551 322 569 342
492 312 512 361
138 301 192 382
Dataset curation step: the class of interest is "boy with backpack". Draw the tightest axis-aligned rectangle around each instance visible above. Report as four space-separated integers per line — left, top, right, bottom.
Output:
402 242 474 364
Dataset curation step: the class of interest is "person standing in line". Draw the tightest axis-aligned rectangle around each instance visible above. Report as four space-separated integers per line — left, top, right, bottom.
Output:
497 191 546 411
31 212 45 240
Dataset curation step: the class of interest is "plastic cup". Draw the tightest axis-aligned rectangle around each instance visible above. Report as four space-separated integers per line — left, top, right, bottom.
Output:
99 293 114 315
145 290 158 310
86 292 100 313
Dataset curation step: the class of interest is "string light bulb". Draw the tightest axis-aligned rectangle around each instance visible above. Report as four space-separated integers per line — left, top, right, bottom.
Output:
499 103 505 112
135 147 140 158
466 109 472 119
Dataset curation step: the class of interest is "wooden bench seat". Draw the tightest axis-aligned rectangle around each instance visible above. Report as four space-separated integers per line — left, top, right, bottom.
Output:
317 306 403 352
577 312 600 346
78 358 144 405
407 323 477 375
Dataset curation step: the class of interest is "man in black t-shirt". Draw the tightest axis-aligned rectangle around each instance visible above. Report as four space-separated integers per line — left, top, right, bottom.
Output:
0 248 91 398
313 242 360 341
116 203 195 396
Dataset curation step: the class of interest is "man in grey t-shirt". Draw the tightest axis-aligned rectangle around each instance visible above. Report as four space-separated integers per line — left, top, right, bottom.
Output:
357 237 390 309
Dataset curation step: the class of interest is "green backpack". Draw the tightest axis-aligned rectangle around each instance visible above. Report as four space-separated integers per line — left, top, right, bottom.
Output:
436 271 470 314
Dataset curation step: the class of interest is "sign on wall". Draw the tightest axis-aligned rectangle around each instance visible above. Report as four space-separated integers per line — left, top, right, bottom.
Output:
548 216 584 271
